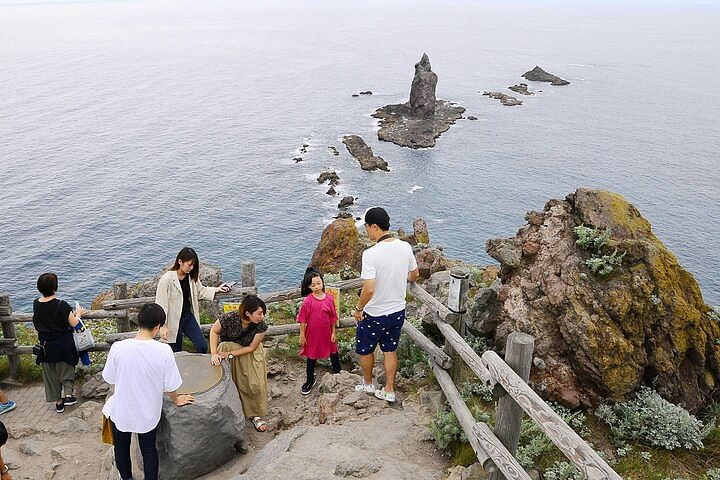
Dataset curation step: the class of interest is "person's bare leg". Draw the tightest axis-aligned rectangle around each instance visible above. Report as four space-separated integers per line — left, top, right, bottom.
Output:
0 390 7 404
383 351 398 393
359 352 375 385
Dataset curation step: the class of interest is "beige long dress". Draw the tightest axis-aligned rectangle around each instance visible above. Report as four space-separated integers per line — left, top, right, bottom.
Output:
218 341 267 417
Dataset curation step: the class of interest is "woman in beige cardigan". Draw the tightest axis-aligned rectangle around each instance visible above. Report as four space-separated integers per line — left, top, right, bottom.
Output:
155 247 231 353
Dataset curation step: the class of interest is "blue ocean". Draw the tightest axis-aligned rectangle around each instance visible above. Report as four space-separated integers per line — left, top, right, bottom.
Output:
1 0 719 310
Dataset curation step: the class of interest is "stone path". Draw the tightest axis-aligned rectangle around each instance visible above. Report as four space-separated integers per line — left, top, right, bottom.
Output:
0 384 82 430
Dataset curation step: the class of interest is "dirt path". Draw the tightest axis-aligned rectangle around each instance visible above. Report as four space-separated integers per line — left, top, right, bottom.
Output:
1 357 449 480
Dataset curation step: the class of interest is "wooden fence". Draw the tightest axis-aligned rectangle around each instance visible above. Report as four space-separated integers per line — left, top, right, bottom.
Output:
0 262 621 479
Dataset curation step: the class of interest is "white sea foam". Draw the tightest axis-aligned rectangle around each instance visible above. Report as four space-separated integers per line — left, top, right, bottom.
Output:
408 185 423 194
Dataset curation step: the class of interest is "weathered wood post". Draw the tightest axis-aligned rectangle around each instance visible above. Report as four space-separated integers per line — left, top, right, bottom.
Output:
489 332 535 480
241 261 256 288
113 281 131 332
446 266 470 384
0 293 20 377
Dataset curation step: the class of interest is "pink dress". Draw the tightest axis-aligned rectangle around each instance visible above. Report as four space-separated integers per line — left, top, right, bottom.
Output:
296 293 339 360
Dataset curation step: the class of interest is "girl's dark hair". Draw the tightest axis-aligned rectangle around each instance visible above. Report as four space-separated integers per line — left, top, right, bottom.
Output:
138 303 166 330
171 247 200 281
0 421 7 446
239 294 266 321
37 272 58 297
300 267 324 297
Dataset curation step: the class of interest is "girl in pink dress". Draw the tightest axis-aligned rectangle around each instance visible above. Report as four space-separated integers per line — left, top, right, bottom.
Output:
297 268 341 395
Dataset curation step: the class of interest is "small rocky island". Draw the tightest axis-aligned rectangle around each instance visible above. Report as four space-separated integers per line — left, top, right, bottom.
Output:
508 83 534 95
372 53 465 149
482 91 522 106
522 66 570 86
342 135 389 171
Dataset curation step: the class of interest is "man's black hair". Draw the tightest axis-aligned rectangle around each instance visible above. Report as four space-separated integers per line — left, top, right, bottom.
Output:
364 207 390 231
0 421 7 446
138 303 166 330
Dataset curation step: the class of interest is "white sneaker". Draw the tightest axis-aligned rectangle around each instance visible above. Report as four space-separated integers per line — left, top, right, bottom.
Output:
355 383 376 394
374 387 396 403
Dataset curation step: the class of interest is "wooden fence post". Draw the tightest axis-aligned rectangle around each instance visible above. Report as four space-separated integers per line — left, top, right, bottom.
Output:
113 281 131 333
446 266 470 383
0 292 20 377
241 261 256 288
489 332 535 480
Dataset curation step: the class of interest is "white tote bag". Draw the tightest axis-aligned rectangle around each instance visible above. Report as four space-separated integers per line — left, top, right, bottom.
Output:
73 321 95 352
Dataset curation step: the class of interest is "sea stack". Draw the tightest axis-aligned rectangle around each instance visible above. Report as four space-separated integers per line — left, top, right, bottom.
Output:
372 53 465 149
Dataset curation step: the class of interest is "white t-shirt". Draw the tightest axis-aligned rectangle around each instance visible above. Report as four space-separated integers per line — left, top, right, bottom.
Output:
101 338 183 433
361 239 418 317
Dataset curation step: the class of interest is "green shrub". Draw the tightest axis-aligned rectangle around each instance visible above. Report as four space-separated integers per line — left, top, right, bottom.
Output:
397 332 428 378
573 224 625 276
585 250 625 276
595 387 709 450
430 410 464 449
464 332 493 356
574 225 610 251
543 461 585 480
704 468 720 480
517 403 590 469
460 380 494 403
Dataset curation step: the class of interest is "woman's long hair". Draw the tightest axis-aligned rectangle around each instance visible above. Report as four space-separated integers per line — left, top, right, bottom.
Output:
171 247 200 281
239 294 267 321
300 267 324 297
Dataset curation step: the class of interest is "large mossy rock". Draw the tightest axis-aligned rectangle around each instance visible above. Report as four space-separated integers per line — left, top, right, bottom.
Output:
310 219 370 274
486 188 720 411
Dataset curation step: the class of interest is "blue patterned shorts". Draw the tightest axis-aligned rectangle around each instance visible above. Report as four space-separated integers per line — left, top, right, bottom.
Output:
355 309 405 354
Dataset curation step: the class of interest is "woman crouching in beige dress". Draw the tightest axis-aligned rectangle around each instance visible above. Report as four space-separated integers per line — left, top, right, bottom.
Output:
209 295 268 432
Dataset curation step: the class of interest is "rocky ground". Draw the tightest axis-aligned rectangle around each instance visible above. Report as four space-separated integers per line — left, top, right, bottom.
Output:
2 351 451 480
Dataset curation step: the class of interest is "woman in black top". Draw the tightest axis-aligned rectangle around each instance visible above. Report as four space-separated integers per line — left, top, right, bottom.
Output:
209 295 268 431
32 273 85 413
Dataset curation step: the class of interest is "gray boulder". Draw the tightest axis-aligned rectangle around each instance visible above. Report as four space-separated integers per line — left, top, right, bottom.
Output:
156 353 246 480
465 281 501 336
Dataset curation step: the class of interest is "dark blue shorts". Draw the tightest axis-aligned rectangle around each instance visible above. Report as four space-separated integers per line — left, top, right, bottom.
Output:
355 309 405 354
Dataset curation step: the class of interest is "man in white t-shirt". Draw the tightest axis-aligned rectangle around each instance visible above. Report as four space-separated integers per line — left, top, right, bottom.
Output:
353 207 420 403
102 303 194 480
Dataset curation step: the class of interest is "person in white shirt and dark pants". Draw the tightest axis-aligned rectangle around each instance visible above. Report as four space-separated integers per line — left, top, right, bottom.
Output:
102 303 195 480
353 207 420 403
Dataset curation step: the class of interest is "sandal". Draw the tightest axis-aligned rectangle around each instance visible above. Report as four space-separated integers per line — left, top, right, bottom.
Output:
252 417 267 432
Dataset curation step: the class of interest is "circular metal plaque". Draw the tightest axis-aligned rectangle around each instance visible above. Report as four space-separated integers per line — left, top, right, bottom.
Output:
174 353 223 395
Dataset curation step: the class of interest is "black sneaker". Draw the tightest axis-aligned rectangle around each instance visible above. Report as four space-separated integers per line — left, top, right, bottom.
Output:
64 395 77 406
301 381 316 395
55 401 65 413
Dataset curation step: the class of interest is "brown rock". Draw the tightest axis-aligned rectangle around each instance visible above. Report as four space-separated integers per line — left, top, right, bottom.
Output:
413 218 429 244
486 238 523 268
317 393 341 424
310 219 369 274
522 241 541 256
415 247 444 279
525 210 544 226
